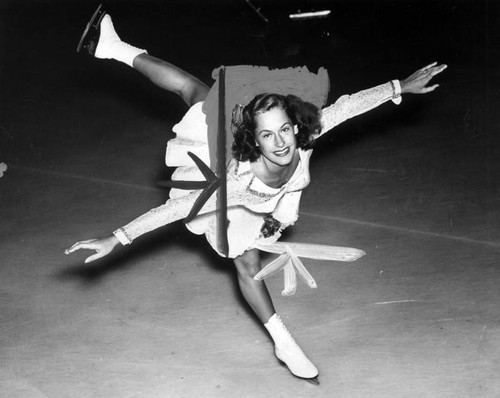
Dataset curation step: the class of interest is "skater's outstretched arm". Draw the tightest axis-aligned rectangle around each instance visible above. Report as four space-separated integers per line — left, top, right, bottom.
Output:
64 174 274 263
318 62 447 137
64 188 205 263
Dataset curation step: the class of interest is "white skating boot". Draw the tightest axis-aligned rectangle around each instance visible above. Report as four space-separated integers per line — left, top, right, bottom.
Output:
77 5 146 67
264 314 319 383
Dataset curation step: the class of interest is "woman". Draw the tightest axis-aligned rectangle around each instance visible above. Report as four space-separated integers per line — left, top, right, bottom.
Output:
67 8 447 383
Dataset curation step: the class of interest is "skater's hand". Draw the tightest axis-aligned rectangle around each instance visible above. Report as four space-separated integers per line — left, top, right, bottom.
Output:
65 235 120 263
400 62 447 94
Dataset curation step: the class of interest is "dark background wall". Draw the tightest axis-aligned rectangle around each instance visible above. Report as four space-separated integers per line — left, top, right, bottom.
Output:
0 0 498 167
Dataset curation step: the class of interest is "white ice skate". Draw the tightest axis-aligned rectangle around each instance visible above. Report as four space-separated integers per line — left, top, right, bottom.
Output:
76 5 146 66
265 314 319 384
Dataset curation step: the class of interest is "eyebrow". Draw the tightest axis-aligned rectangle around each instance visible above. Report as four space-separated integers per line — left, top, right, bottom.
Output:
258 122 291 136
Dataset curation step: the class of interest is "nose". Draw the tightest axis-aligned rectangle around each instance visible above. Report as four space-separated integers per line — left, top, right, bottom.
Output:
274 134 285 148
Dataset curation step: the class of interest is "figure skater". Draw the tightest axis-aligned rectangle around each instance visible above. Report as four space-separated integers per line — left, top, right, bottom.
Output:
66 6 446 383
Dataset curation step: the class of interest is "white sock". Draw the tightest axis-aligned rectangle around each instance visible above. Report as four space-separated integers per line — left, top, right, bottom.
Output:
95 15 147 67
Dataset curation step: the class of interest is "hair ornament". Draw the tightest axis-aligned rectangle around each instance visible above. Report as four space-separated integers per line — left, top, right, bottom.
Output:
231 103 245 134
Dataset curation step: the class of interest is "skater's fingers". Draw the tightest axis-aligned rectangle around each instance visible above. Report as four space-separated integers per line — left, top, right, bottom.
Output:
421 83 440 93
429 64 447 77
65 239 97 254
420 61 438 71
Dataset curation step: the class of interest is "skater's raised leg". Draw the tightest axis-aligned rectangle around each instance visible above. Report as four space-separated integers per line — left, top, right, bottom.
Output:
133 55 210 107
234 250 319 381
78 10 209 106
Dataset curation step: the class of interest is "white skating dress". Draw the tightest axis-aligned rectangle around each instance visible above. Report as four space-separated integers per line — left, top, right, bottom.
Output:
113 80 401 260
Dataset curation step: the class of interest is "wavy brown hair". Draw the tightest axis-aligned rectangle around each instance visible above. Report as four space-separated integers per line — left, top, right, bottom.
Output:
231 93 322 162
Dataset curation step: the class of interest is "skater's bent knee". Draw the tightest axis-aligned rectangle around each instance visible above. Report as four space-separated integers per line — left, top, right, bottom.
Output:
234 250 262 278
181 80 209 106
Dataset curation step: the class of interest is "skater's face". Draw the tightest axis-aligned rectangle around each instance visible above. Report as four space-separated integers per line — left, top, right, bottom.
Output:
254 107 298 168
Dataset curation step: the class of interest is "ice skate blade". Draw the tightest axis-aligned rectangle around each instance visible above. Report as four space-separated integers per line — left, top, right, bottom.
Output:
306 376 320 386
76 4 106 54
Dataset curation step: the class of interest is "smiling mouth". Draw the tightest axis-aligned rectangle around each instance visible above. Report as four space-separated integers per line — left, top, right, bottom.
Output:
274 148 290 157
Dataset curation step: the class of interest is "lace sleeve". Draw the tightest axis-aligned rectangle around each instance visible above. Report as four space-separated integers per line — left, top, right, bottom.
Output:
114 191 205 244
113 169 286 245
318 81 397 138
113 175 258 244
